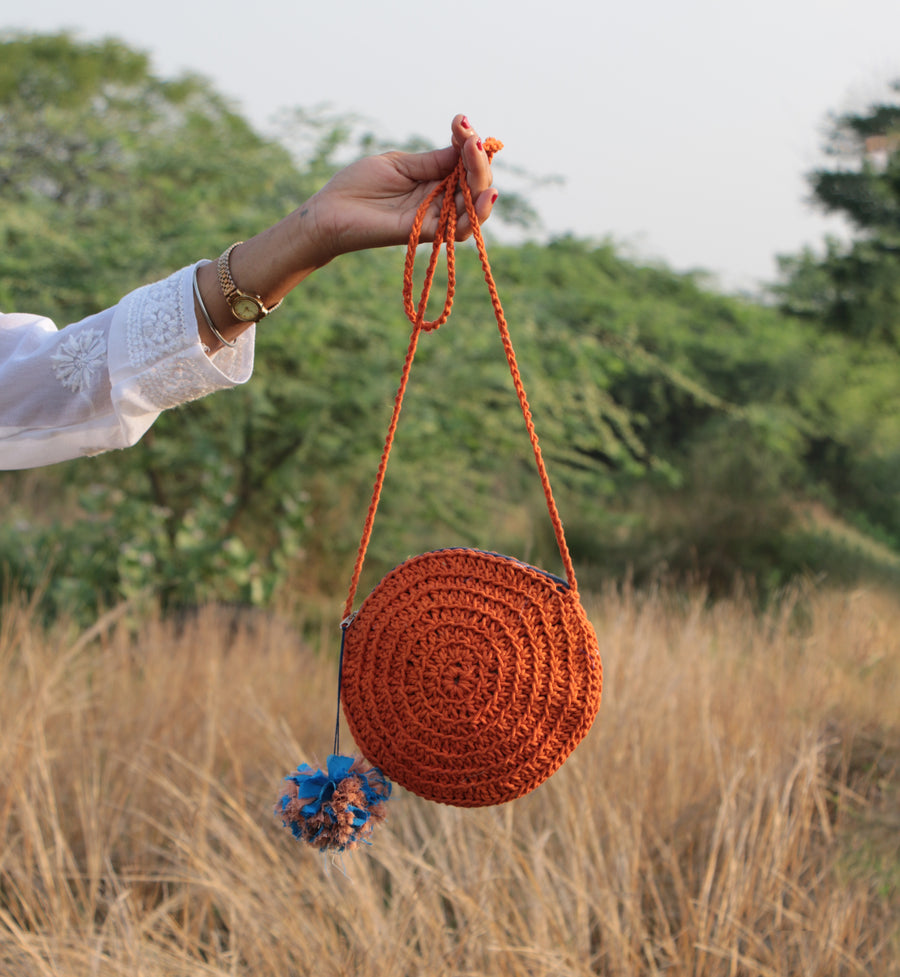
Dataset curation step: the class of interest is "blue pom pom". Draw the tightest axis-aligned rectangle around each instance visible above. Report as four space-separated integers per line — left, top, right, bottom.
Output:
276 754 391 852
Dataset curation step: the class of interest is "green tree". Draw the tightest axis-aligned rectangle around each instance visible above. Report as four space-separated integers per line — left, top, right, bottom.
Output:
770 81 900 553
775 81 900 344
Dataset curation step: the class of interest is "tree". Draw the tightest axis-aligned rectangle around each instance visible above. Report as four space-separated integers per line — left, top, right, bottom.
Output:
775 81 900 345
770 81 900 553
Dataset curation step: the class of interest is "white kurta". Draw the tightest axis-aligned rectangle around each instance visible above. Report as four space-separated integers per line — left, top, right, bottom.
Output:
0 263 255 470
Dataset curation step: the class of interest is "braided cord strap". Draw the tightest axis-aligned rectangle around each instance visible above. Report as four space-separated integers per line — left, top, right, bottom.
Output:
342 139 577 620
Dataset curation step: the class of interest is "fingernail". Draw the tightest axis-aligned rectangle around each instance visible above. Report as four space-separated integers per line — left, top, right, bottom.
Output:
461 116 470 129
477 139 483 151
491 191 499 204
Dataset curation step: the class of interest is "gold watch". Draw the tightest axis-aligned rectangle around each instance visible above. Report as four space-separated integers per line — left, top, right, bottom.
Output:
216 242 282 323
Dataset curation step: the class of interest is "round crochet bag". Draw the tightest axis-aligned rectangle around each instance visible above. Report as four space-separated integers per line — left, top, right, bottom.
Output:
276 140 602 850
341 547 601 807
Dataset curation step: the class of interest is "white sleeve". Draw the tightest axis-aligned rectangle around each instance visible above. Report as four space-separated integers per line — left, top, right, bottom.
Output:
0 262 255 470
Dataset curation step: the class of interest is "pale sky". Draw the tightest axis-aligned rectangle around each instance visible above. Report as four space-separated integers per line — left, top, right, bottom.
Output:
5 0 900 292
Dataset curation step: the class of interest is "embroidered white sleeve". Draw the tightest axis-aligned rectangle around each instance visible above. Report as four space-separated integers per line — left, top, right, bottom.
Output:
0 263 255 470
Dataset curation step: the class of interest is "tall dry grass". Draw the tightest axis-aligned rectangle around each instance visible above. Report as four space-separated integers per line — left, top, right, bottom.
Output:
0 583 897 976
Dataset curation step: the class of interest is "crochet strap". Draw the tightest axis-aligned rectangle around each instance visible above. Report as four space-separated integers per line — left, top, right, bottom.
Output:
342 139 578 619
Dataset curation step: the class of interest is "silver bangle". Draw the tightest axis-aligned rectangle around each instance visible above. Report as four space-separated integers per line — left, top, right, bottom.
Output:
193 264 237 348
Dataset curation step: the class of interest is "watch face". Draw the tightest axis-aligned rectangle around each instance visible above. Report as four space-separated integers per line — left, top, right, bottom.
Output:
232 295 262 321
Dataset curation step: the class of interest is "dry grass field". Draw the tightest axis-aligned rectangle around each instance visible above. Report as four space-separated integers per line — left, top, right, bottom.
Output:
0 582 897 976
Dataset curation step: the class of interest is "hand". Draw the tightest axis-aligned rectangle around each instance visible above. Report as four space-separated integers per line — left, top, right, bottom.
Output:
307 114 497 262
194 115 497 353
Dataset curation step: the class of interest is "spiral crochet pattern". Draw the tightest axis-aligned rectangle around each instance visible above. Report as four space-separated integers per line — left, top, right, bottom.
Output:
341 548 602 807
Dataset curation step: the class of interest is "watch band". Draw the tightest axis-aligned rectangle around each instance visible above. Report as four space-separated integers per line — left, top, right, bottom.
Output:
216 242 283 322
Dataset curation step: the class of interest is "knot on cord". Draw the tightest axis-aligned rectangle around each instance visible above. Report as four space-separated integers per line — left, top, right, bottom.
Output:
402 138 503 332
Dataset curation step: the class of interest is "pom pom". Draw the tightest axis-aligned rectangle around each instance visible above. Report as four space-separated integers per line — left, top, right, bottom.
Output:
275 754 391 852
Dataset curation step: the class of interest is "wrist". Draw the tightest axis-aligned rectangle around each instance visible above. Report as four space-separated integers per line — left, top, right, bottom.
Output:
194 261 253 352
288 190 341 269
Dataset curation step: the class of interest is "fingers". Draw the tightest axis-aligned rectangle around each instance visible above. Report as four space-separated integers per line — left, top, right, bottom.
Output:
399 115 488 183
391 143 459 184
450 113 473 151
449 114 497 238
391 115 496 241
452 186 498 241
461 131 493 195
473 185 499 224
451 115 492 185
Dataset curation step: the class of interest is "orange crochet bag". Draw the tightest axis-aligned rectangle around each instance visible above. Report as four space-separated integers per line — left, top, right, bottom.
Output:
276 140 602 851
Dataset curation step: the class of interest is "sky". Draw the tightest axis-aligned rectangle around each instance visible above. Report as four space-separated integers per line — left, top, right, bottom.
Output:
5 0 900 292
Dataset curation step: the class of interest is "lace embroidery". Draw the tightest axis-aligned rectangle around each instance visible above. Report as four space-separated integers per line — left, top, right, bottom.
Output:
51 328 107 392
137 355 225 411
126 271 188 370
